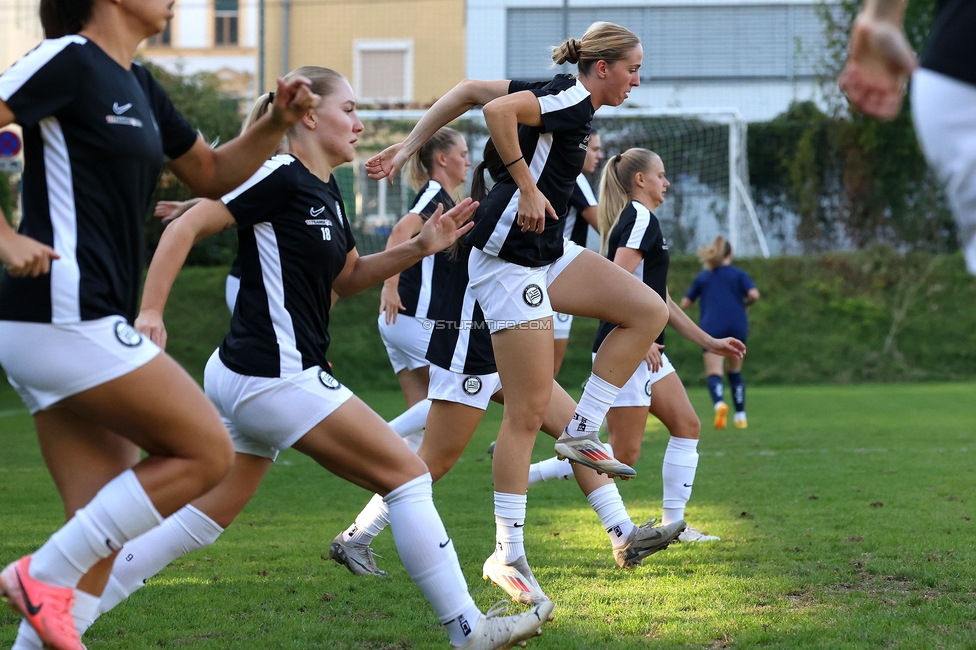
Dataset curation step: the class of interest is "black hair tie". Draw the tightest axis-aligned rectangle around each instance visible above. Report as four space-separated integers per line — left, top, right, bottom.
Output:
268 91 275 104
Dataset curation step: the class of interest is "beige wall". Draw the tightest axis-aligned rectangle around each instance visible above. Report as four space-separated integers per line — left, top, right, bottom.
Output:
1 0 43 73
262 0 465 106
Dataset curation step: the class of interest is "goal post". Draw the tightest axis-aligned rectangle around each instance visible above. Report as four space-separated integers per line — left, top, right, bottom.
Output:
353 108 770 258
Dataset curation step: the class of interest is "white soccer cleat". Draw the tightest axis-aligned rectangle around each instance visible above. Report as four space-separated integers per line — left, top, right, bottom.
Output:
459 600 555 650
482 555 549 605
327 534 388 576
553 430 636 479
678 527 721 543
613 519 686 569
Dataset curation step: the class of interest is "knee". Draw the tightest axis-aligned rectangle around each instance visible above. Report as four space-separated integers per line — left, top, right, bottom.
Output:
673 414 701 440
608 434 641 466
196 432 236 492
620 288 668 336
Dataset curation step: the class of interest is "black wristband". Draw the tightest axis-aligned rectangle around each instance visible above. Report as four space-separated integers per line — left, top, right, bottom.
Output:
504 155 524 169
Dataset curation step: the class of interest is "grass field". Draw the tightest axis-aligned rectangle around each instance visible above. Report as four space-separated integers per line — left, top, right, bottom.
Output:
2 379 976 648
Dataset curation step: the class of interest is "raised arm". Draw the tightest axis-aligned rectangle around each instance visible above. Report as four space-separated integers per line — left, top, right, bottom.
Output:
135 200 237 349
379 212 425 324
366 79 510 182
838 0 916 120
333 199 477 298
168 76 318 198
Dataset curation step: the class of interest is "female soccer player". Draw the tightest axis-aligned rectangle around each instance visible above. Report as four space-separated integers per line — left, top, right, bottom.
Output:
366 21 669 588
91 67 552 650
0 0 316 646
378 127 470 407
681 237 759 429
331 229 685 600
552 131 602 376
593 149 745 543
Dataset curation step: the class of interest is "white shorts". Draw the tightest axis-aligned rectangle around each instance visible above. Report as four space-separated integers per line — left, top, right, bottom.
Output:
204 350 353 461
592 352 676 409
553 312 573 339
0 316 161 414
913 69 976 274
377 313 433 373
427 364 502 411
468 240 585 334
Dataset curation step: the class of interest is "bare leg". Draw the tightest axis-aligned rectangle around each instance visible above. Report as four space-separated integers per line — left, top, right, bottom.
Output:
552 337 569 378
396 366 430 409
605 407 649 468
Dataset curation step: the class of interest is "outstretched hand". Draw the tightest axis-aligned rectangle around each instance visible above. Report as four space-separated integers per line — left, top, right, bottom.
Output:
838 14 916 120
707 337 746 360
366 142 411 183
0 232 59 277
269 76 321 128
415 198 479 255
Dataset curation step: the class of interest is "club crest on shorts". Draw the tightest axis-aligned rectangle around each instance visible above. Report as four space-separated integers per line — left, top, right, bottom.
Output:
462 376 482 395
645 380 652 397
318 368 341 390
522 284 543 308
114 320 143 347
556 312 571 322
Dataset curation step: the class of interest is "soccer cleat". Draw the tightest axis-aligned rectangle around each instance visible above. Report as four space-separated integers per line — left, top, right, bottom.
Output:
713 402 729 430
553 430 636 479
459 599 555 650
733 413 748 429
327 535 388 577
613 519 686 569
0 556 82 650
482 555 549 605
678 527 721 543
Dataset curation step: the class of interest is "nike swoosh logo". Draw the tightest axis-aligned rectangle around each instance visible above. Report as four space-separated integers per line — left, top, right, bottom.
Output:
439 539 451 548
113 102 132 115
16 570 42 616
683 483 694 487
310 206 325 217
513 522 523 528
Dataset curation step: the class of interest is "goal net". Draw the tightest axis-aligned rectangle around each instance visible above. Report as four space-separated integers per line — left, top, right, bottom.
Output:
347 108 769 258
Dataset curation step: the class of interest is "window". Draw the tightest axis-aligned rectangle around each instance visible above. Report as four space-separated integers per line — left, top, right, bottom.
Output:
354 40 413 104
147 21 172 47
507 3 831 82
215 0 238 46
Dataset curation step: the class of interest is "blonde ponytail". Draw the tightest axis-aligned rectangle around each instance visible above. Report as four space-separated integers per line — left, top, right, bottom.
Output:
552 22 641 76
698 236 732 271
597 148 658 253
405 127 464 191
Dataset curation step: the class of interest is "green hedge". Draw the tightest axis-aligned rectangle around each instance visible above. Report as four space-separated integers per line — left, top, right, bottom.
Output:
160 249 976 393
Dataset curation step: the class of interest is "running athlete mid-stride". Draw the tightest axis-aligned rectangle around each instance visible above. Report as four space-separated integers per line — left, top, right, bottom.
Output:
378 127 470 409
590 149 744 544
366 22 669 598
87 68 553 650
0 0 317 647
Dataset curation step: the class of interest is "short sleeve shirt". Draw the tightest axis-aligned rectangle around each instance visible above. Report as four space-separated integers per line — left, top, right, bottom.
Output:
921 0 976 87
396 179 455 319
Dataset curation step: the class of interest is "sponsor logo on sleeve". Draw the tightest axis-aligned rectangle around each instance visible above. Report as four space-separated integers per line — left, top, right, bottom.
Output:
114 320 143 347
522 284 544 308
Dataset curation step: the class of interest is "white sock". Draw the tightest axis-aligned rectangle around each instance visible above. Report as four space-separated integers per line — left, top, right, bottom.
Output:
12 587 101 649
662 437 700 525
493 492 527 563
30 470 163 587
343 493 390 546
585 483 635 549
384 474 481 646
389 399 431 439
12 619 43 650
528 456 574 487
98 504 224 615
568 373 621 437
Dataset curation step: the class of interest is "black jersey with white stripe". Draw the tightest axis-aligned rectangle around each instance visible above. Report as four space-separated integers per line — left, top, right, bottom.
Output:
467 75 594 267
0 36 197 323
560 174 598 246
921 0 976 86
425 245 497 375
396 180 455 319
218 156 355 378
593 201 669 352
